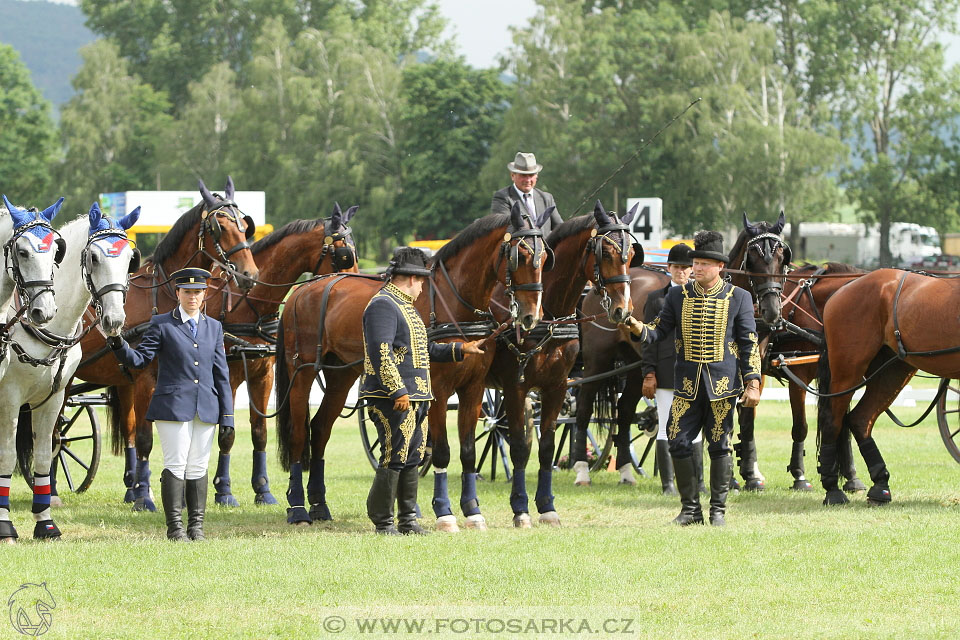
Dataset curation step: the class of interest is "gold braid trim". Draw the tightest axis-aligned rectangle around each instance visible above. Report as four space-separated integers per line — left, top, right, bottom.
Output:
746 331 761 377
394 296 430 369
368 405 393 466
397 407 417 464
379 343 404 394
668 397 691 440
710 399 732 442
714 376 730 396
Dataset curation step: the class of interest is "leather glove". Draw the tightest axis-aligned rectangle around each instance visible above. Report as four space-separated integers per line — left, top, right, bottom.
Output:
622 316 644 337
219 424 235 440
741 380 761 408
642 373 657 400
394 394 410 412
106 335 124 350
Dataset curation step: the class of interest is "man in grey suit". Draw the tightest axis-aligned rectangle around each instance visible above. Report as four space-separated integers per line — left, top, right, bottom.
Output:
491 152 564 235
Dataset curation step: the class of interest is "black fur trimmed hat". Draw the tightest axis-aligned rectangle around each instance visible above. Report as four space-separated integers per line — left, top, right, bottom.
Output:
690 231 728 263
387 246 432 278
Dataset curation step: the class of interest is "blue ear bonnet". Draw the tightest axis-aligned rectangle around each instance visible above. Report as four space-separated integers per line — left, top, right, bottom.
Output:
2 194 61 251
87 202 141 257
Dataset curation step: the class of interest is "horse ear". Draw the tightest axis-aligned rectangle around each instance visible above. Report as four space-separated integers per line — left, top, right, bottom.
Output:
772 210 785 235
88 202 102 229
742 211 760 236
198 179 216 208
621 202 640 225
536 205 556 229
510 200 524 229
119 206 142 230
593 200 611 226
41 197 64 222
2 195 17 215
225 175 235 201
343 205 359 223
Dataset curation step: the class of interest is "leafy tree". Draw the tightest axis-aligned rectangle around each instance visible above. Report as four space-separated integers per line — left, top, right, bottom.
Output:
56 40 173 208
0 44 58 202
391 59 509 240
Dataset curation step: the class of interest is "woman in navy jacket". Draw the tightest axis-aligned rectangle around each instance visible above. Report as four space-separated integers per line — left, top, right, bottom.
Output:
109 268 233 541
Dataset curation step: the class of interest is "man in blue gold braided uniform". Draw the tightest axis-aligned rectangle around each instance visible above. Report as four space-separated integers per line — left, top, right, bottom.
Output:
361 247 484 535
624 231 761 526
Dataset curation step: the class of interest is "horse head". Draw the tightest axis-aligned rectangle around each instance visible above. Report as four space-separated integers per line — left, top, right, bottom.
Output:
85 201 142 335
198 177 259 291
738 210 790 326
1 195 64 327
503 201 548 331
323 202 359 273
588 199 638 324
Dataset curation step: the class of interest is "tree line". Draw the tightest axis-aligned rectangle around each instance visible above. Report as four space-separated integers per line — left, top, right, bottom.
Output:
2 0 959 265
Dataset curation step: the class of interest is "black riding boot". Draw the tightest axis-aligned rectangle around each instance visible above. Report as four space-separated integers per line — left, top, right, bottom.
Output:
397 466 429 535
160 469 188 542
671 456 704 526
186 474 208 541
367 467 401 535
656 440 677 495
692 440 707 495
709 455 733 526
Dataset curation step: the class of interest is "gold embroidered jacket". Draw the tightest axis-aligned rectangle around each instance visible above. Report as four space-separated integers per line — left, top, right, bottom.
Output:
359 283 463 401
631 279 760 401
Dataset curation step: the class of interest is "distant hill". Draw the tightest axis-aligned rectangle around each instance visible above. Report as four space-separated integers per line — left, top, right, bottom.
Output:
0 0 95 110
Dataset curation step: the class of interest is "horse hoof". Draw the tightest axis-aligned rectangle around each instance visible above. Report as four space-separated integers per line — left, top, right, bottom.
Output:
464 514 487 531
823 489 849 506
572 461 591 486
843 478 867 493
791 479 813 492
538 511 561 526
513 513 532 529
286 507 313 525
254 492 279 506
0 537 16 545
866 485 891 505
49 496 63 508
33 520 62 540
215 493 240 508
309 504 333 522
132 498 157 513
435 515 459 533
123 488 135 503
743 479 765 492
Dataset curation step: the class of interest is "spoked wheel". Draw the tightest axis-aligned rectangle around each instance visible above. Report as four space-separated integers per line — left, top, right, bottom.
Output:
475 388 513 481
936 379 960 464
358 403 433 477
20 393 103 493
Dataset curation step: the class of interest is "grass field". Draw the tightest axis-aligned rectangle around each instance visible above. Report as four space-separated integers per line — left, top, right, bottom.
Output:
1 399 959 639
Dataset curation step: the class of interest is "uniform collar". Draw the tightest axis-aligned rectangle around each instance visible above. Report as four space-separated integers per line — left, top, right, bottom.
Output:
691 278 725 297
177 306 202 323
384 282 413 304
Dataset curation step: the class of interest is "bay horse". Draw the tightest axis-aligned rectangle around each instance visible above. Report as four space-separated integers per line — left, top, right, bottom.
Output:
124 204 360 508
275 204 550 525
767 262 866 491
453 201 638 530
816 268 960 506
73 178 259 511
2 204 140 541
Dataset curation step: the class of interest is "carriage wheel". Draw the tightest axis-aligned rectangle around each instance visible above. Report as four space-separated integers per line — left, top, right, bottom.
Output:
358 403 433 477
475 388 513 481
20 403 102 493
936 379 960 464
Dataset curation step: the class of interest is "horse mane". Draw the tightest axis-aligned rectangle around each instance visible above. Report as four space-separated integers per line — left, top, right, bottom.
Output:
147 202 203 264
547 214 594 249
251 218 326 255
432 213 511 264
792 261 862 275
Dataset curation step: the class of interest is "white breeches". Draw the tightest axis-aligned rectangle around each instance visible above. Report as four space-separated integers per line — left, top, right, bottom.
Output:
155 418 216 480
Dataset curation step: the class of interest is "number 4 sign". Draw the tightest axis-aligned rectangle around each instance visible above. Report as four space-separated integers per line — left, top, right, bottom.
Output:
625 198 662 248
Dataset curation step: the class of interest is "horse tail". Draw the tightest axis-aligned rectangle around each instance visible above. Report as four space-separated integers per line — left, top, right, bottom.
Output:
275 316 294 471
15 405 33 476
106 386 124 456
815 344 831 455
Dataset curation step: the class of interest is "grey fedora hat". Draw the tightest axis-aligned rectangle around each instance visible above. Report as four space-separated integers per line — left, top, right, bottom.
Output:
507 152 543 175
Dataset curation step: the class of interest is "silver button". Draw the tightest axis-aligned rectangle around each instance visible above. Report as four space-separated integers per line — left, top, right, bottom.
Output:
193 343 198 348
193 379 199 384
194 361 199 366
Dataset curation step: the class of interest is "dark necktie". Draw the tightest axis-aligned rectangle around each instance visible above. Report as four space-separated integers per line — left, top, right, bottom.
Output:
187 318 198 338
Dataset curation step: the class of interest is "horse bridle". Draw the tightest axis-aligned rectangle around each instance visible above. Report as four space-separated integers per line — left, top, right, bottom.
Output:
3 217 65 315
199 203 256 273
740 232 791 301
82 226 141 319
496 213 550 320
584 216 636 311
313 219 357 275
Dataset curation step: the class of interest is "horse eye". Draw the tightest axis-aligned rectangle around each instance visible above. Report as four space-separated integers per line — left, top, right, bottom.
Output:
17 249 27 259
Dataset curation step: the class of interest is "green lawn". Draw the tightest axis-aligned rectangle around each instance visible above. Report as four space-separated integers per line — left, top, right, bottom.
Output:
1 401 959 639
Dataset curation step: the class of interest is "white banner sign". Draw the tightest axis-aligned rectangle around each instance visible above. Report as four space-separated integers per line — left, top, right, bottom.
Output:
99 191 267 230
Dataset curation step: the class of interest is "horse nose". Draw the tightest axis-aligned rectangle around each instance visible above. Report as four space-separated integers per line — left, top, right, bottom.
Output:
520 314 537 331
101 316 123 335
608 306 626 324
30 307 50 326
237 270 257 291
